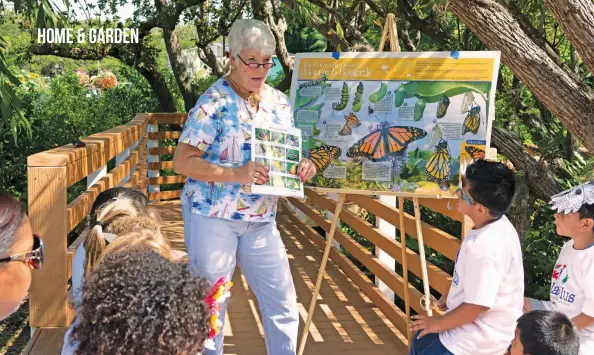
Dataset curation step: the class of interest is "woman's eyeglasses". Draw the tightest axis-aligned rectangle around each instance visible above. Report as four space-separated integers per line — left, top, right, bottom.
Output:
0 234 44 269
237 55 275 69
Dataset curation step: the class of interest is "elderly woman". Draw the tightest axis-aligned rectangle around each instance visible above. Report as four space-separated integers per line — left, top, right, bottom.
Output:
173 19 316 355
0 192 43 320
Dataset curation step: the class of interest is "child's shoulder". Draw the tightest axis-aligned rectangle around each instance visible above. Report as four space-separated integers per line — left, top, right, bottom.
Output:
466 217 519 256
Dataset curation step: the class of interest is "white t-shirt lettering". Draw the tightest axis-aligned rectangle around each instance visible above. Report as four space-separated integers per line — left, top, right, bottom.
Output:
540 240 594 355
439 216 524 355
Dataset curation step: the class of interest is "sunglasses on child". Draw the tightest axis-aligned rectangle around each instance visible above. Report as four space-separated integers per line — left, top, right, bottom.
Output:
0 234 44 270
456 187 475 206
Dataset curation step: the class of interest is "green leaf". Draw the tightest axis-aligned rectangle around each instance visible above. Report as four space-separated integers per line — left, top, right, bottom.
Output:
335 22 345 39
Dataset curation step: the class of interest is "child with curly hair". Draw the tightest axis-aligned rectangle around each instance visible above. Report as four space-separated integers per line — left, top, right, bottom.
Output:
65 246 212 355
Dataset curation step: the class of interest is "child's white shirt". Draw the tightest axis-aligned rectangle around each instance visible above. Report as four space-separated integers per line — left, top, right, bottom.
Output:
439 216 524 355
532 240 594 355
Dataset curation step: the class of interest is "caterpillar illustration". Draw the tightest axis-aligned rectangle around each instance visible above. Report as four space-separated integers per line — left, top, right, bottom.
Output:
332 82 349 111
298 74 328 89
352 82 364 112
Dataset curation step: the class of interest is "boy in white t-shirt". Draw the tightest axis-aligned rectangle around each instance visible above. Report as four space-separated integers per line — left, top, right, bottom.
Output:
410 160 524 355
525 180 594 355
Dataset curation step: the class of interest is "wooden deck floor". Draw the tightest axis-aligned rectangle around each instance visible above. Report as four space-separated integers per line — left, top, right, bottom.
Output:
25 200 407 355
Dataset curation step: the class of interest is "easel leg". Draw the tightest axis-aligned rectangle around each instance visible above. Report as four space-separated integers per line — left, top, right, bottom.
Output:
413 197 433 316
297 193 346 355
398 197 412 348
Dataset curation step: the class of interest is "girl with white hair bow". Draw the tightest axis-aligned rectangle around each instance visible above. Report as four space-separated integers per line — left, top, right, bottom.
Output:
173 18 315 355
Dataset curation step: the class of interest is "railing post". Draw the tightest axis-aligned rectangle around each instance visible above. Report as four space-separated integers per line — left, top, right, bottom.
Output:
376 195 396 302
28 166 72 327
325 193 342 249
87 165 107 188
117 140 138 186
147 123 160 200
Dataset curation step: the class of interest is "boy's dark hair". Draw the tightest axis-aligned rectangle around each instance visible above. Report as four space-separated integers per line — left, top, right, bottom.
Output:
517 310 579 355
71 247 211 355
465 160 515 218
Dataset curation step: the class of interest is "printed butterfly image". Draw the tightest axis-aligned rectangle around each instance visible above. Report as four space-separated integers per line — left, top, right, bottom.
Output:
346 122 426 162
338 113 361 136
462 104 482 135
425 139 451 191
307 145 342 173
465 145 485 162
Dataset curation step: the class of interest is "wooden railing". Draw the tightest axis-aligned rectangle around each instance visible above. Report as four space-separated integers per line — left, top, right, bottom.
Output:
284 191 467 341
26 113 181 327
27 112 465 345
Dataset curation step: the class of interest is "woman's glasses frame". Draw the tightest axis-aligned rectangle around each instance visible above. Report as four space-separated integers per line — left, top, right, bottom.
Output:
237 54 276 70
0 234 44 269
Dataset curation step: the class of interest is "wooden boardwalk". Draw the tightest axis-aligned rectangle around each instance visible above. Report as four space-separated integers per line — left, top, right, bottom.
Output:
25 200 408 355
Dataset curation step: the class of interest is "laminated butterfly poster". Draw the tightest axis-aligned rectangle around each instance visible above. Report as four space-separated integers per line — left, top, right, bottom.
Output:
250 121 304 198
289 51 500 196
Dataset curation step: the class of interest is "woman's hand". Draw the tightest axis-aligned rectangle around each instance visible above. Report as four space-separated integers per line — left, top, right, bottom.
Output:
297 158 317 182
235 161 269 185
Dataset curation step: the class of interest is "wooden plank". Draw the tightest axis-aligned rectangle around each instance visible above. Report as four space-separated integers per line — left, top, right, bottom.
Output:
149 190 182 200
287 197 425 314
148 175 186 185
149 161 175 170
309 187 440 199
283 200 410 336
148 131 182 140
305 191 451 294
147 113 187 125
28 167 72 327
347 194 461 261
22 328 67 355
61 119 147 186
149 146 176 156
65 135 148 232
405 197 462 222
28 114 147 168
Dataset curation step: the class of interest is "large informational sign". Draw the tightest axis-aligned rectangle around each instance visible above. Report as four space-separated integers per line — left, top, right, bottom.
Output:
289 51 500 196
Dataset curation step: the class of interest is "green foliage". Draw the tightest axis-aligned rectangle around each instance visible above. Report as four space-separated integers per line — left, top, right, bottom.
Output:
0 70 159 201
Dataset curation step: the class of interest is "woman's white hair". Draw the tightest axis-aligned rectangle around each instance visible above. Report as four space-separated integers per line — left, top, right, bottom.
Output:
228 19 276 59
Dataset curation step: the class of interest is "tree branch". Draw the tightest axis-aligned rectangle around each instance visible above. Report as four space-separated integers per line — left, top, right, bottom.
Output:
449 0 594 152
491 127 561 201
396 0 453 44
264 0 294 79
304 0 369 44
545 0 594 74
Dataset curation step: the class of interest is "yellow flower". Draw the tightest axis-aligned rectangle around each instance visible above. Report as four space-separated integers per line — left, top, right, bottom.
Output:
28 73 38 79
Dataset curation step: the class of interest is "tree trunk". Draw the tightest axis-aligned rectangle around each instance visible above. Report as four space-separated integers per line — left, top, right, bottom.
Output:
162 28 198 112
508 170 535 242
264 0 294 80
545 0 594 75
448 0 594 153
136 65 179 112
491 127 561 201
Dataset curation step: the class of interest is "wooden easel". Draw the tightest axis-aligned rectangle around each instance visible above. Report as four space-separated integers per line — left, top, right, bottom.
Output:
297 16 436 354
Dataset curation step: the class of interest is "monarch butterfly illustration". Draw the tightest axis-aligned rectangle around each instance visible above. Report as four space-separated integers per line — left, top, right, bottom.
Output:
462 105 481 135
465 145 486 162
425 139 451 191
307 145 342 173
347 122 427 162
338 113 361 136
